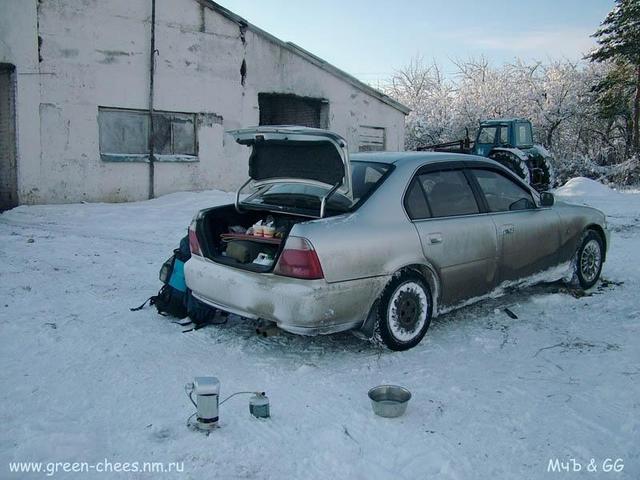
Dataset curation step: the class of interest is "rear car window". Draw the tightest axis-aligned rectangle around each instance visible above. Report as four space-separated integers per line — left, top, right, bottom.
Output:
243 161 390 213
419 170 479 217
404 178 430 219
350 162 390 202
472 169 535 212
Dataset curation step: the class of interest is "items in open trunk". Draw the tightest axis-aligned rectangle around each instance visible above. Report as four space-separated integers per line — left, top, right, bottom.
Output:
197 206 306 271
220 216 285 267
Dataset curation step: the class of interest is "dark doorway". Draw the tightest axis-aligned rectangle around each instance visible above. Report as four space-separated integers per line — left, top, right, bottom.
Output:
0 64 18 210
258 93 328 129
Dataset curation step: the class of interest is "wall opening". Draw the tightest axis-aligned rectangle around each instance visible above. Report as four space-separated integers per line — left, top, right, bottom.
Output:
358 125 386 152
0 64 18 210
258 93 329 129
97 107 198 162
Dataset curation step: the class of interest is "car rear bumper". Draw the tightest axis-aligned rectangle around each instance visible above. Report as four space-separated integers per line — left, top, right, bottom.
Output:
184 255 388 335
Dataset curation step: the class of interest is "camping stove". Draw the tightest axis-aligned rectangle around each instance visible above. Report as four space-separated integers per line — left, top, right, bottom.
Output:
186 377 270 431
190 377 220 430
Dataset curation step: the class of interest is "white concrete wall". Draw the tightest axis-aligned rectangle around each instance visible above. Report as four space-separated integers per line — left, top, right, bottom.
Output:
0 0 41 204
4 0 405 204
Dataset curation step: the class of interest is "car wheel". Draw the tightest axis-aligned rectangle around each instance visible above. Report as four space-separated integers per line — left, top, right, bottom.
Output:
375 273 432 351
574 230 604 290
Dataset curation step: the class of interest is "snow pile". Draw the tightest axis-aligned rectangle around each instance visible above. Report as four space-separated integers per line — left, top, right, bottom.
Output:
553 177 634 221
555 177 619 198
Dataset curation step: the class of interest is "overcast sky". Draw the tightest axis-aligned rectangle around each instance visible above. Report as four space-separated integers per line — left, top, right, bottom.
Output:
217 0 614 84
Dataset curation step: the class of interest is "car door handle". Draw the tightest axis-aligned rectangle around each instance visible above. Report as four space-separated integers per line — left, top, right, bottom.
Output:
501 224 515 235
428 233 443 244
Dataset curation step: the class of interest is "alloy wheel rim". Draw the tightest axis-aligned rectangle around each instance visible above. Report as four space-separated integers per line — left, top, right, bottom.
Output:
580 239 601 283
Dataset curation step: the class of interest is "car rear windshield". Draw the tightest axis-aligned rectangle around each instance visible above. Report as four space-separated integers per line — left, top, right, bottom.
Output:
243 161 391 214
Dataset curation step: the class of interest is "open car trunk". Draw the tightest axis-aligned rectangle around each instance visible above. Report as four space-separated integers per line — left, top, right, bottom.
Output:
229 126 353 218
196 204 309 273
192 126 355 273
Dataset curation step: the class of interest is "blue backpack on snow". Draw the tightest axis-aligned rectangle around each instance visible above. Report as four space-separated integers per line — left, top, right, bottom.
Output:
131 236 219 325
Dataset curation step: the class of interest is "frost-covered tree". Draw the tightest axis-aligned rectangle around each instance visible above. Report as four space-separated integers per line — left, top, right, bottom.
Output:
385 57 457 149
454 57 522 124
383 55 638 185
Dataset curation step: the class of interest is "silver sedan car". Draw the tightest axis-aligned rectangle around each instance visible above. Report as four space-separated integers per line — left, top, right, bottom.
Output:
185 126 609 350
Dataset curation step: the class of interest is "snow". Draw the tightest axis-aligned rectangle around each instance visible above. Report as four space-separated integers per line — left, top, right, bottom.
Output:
536 144 552 158
555 177 621 198
1 181 639 479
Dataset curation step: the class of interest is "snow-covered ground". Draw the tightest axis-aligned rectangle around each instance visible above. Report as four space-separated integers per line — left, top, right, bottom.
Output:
1 178 638 479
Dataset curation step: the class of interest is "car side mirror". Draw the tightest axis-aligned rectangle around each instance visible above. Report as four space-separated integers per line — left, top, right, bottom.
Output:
540 192 554 207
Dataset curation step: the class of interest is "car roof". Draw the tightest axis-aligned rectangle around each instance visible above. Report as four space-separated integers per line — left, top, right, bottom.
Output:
350 151 490 167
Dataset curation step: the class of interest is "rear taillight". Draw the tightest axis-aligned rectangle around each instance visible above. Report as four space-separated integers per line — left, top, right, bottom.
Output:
188 220 202 256
274 236 324 280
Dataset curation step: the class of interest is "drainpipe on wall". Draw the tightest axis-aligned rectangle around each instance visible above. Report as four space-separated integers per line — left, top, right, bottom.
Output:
147 0 157 199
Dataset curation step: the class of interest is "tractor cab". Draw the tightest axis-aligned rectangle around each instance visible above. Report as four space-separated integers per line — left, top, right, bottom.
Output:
416 117 554 192
472 118 534 156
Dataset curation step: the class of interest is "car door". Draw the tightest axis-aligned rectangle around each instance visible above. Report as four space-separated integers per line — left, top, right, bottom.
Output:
468 167 562 283
405 166 499 307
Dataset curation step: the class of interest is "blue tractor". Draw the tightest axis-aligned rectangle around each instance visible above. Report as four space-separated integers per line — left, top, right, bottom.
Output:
417 118 555 192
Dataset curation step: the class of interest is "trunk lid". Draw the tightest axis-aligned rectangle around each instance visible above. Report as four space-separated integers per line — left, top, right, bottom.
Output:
229 126 353 201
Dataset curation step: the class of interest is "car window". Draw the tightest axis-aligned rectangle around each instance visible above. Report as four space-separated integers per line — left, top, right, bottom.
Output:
471 169 535 212
477 127 497 144
350 161 391 202
244 161 390 213
404 178 430 219
419 170 479 217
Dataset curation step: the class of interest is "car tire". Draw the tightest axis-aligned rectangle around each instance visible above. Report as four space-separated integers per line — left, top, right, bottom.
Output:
572 230 604 290
375 272 432 351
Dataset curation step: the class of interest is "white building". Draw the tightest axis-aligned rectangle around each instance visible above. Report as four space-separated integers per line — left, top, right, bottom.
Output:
0 0 408 207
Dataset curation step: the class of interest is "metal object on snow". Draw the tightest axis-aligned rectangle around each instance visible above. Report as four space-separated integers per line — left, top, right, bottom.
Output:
192 377 220 430
368 385 411 418
249 393 270 418
186 377 270 431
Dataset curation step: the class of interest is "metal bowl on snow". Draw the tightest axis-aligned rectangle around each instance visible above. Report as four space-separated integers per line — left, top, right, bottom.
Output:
368 385 412 418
